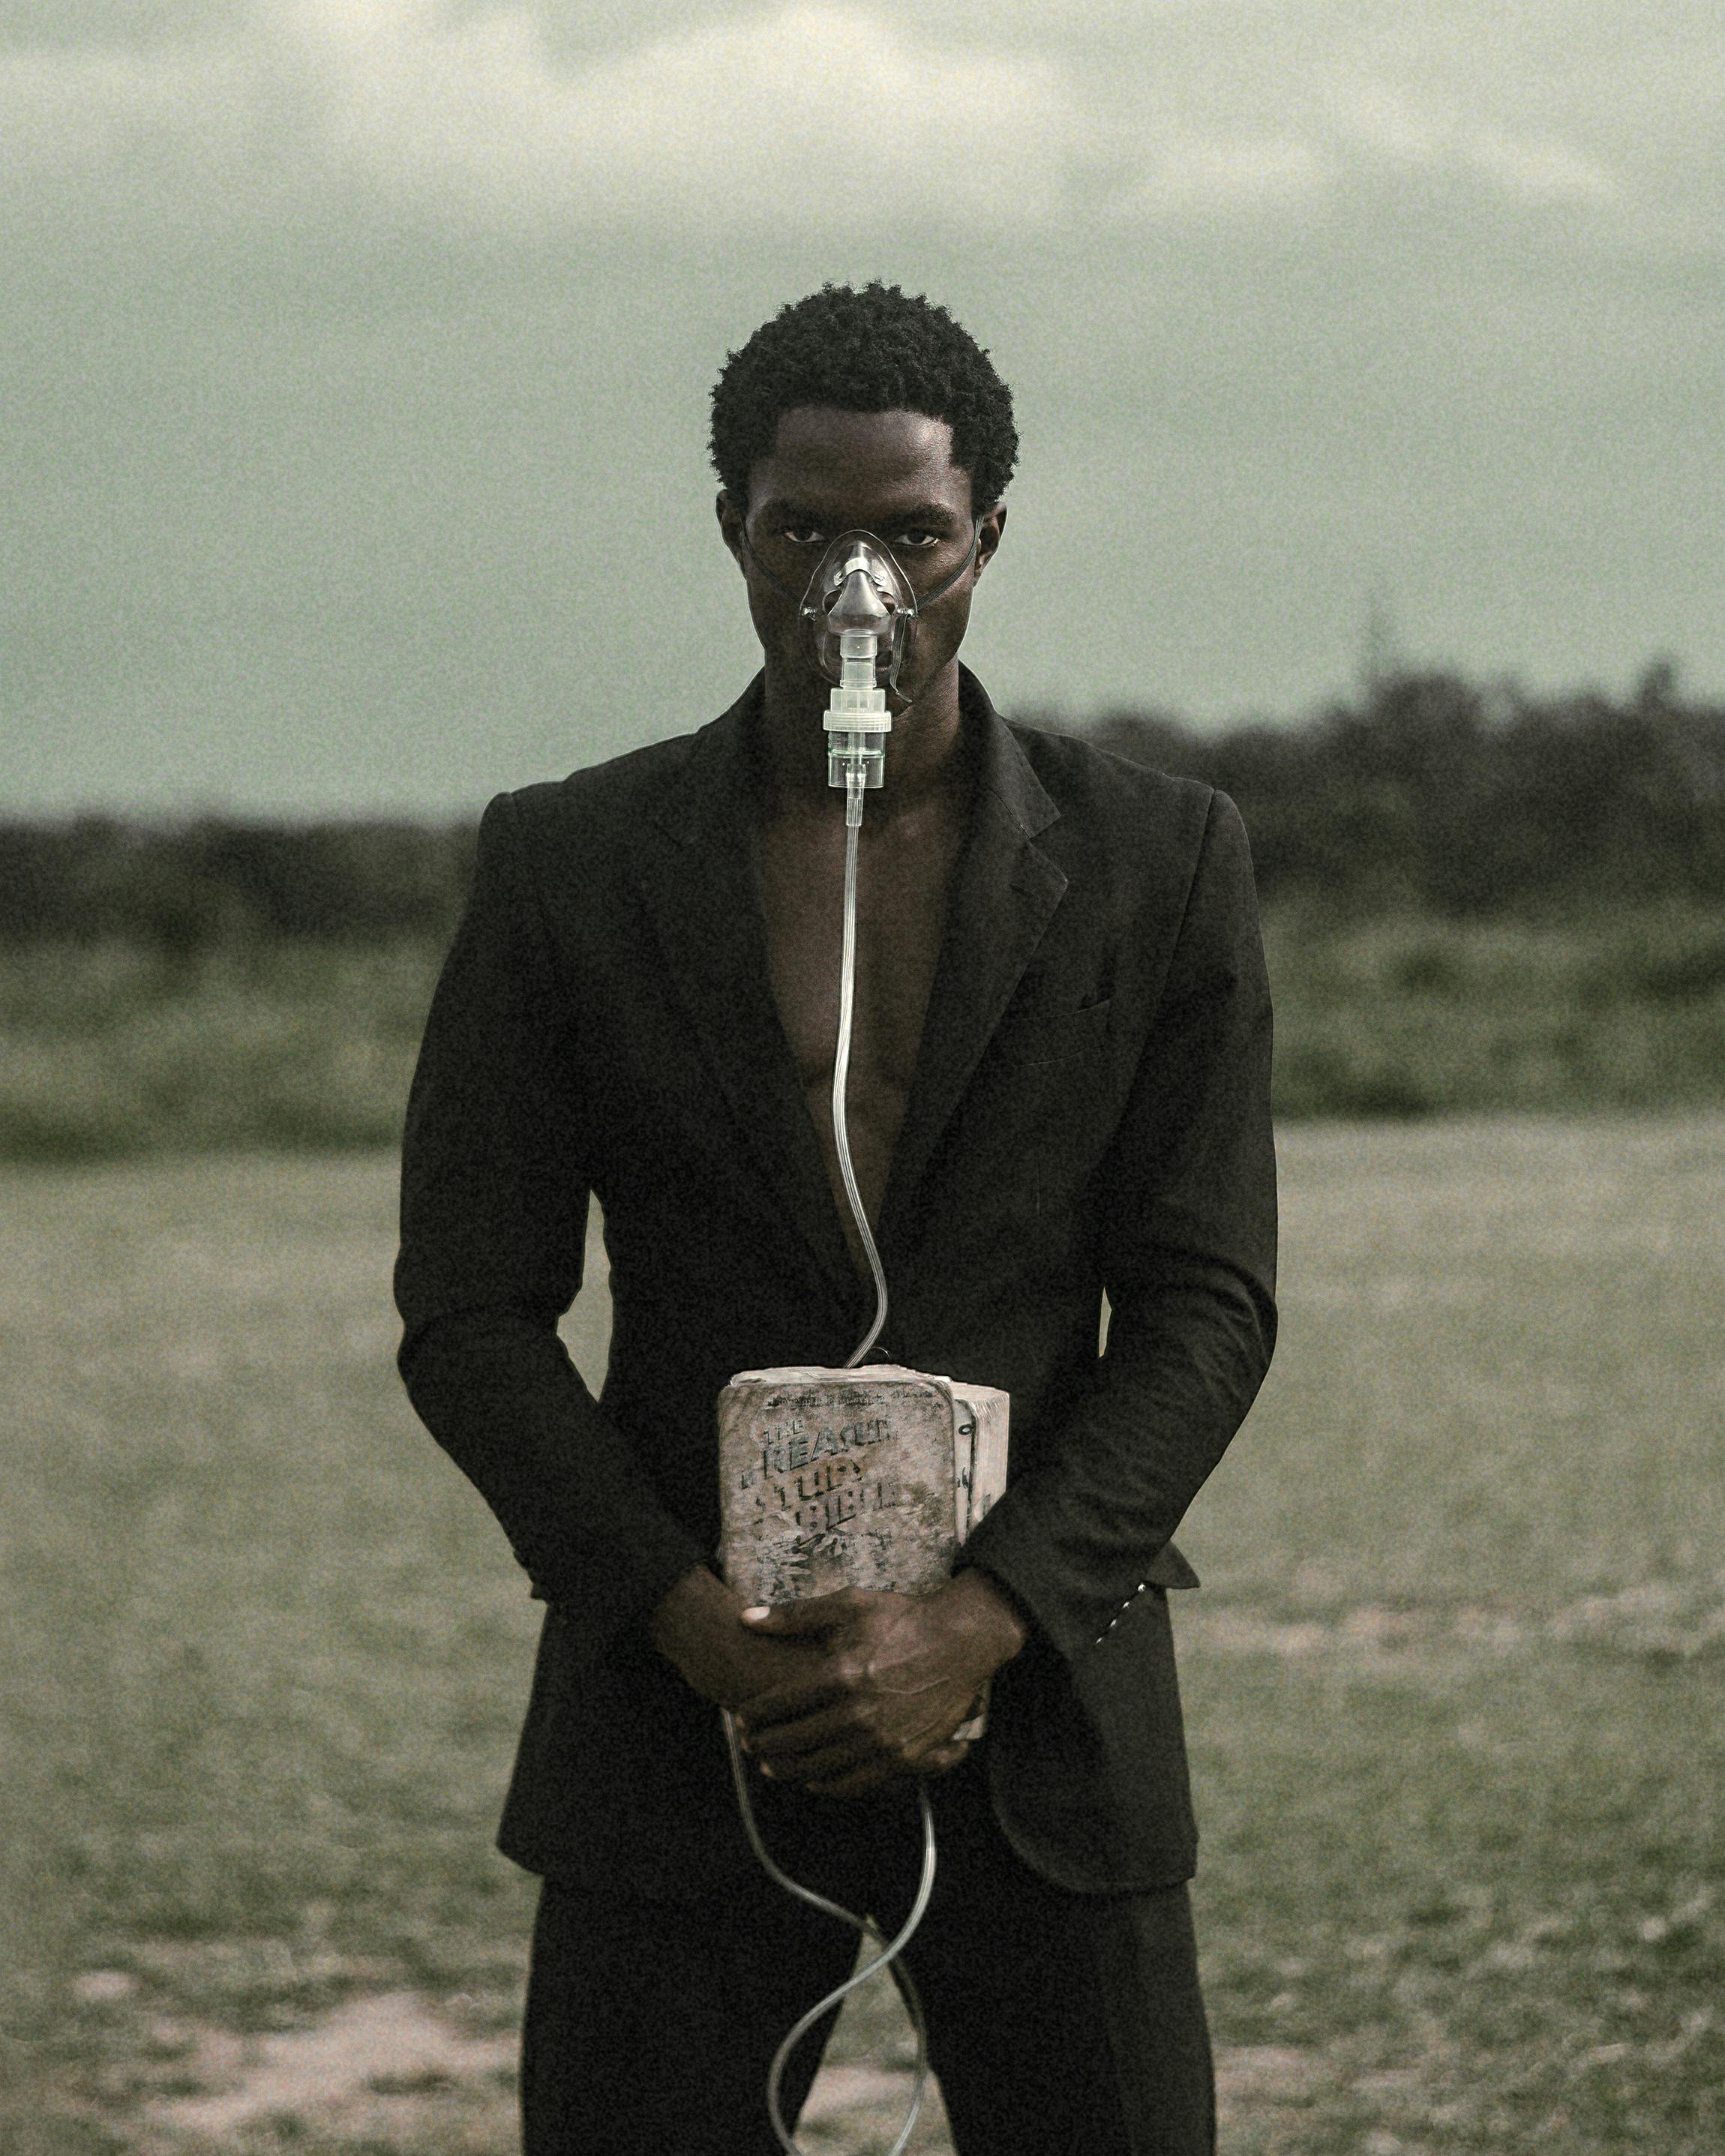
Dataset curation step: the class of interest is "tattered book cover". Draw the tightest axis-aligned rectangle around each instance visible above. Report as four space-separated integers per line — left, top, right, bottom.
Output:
717 1366 962 1606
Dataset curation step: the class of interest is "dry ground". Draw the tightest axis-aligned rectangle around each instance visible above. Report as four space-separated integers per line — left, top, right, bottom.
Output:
2 1117 1721 2152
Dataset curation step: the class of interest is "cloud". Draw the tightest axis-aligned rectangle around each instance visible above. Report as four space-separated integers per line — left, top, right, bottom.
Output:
0 0 1648 237
1 1 1079 230
290 0 1090 225
1115 135 1336 217
1335 79 1618 205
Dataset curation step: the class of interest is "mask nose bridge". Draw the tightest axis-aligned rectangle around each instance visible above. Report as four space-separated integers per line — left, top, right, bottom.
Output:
827 559 892 636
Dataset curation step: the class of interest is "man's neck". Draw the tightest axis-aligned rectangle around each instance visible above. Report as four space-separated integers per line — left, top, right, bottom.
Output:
754 657 972 826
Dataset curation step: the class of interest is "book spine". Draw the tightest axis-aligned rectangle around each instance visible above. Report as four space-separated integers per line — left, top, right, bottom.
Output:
950 1387 1010 1741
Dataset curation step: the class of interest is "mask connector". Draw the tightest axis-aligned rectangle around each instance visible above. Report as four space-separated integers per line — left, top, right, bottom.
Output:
824 612 890 818
810 540 904 817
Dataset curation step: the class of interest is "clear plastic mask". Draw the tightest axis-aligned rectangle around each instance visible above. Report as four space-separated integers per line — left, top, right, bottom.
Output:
798 530 917 693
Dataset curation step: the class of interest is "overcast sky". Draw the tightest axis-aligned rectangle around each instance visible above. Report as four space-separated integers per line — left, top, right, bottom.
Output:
2 1 1720 811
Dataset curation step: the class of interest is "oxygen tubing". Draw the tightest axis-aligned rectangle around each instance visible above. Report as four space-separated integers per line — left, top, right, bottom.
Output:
833 772 890 1366
722 765 937 2156
722 1714 934 2156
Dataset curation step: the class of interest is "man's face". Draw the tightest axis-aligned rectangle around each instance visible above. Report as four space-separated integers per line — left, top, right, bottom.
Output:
717 406 1004 715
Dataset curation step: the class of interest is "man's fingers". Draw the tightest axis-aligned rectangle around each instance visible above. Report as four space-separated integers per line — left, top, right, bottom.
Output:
740 1590 860 1639
758 1724 974 1792
734 1672 849 1735
920 1740 970 1777
748 1702 968 1767
745 1702 856 1762
761 1735 874 1786
802 1740 970 1799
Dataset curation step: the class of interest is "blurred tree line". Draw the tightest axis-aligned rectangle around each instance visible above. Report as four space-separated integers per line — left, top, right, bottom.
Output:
1069 659 1725 918
3 664 1723 946
3 666 1723 1153
0 817 478 951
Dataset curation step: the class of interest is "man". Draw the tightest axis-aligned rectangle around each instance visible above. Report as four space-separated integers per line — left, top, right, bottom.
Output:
396 281 1276 2155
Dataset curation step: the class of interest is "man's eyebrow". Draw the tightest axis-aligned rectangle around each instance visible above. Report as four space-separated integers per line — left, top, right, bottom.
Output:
753 497 964 527
884 502 965 528
752 498 830 525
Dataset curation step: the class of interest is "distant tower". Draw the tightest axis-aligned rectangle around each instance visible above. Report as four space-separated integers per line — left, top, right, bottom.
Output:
1359 583 1403 703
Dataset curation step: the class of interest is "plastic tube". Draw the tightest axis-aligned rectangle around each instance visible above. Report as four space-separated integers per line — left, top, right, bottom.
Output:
722 743 934 2156
834 771 889 1365
723 1713 934 2156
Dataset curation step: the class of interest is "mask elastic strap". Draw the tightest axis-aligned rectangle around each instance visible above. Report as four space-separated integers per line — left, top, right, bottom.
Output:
909 520 982 608
735 522 802 603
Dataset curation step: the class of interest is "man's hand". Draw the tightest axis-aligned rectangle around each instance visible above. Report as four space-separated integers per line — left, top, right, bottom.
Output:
647 1564 827 1711
730 1570 1030 1799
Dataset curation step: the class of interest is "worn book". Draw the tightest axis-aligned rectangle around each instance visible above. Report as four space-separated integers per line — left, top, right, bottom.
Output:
716 1364 1010 1738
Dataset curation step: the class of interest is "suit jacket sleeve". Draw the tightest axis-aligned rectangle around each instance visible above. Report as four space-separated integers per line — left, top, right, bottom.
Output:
959 787 1277 1662
394 790 709 1645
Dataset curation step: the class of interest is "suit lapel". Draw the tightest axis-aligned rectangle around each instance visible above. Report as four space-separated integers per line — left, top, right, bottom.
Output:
879 684 1067 1257
633 688 860 1309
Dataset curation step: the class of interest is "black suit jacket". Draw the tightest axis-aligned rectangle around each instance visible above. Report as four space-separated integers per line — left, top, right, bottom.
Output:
395 671 1276 1896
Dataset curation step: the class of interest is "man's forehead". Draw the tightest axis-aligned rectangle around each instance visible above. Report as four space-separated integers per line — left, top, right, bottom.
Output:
749 406 966 507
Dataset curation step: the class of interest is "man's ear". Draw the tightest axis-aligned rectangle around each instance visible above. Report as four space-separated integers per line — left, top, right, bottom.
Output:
716 490 748 574
973 502 1007 582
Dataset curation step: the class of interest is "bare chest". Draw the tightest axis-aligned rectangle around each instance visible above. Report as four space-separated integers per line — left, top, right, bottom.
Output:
754 804 963 1234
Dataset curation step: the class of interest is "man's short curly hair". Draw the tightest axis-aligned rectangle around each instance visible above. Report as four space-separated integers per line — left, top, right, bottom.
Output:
710 282 1018 514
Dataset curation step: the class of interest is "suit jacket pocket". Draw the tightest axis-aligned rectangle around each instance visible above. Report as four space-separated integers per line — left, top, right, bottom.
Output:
984 1593 1198 1894
992 994 1114 1069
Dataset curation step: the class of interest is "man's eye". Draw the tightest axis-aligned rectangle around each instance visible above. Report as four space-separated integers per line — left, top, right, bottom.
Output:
782 526 825 546
894 529 942 550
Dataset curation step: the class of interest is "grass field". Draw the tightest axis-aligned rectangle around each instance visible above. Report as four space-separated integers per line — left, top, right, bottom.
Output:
4 904 1725 1160
2 1120 1722 2152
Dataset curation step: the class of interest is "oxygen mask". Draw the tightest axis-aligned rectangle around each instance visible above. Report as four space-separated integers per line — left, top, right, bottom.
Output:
740 520 980 818
802 532 914 815
799 530 918 697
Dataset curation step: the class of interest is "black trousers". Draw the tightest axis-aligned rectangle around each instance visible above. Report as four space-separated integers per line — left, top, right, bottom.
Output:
520 1750 1214 2155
